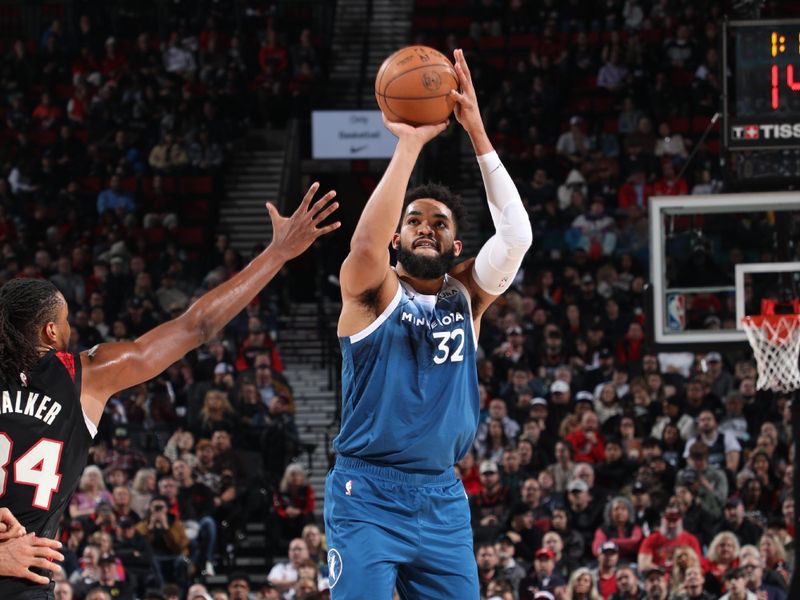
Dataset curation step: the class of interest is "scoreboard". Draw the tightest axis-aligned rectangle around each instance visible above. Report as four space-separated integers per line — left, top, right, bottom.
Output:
724 19 800 151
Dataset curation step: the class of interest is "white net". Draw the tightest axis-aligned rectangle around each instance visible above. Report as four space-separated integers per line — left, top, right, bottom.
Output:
742 315 800 393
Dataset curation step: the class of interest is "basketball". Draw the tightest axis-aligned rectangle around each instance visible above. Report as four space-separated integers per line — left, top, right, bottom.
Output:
375 46 458 126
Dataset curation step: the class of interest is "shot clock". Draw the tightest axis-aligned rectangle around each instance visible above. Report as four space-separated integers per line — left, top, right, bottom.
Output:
724 19 800 150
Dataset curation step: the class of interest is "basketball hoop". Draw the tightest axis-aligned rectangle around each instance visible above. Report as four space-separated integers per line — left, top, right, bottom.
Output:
742 299 800 393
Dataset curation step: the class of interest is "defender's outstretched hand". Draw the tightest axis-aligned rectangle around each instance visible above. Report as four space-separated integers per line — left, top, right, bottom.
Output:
382 113 449 148
450 48 483 134
266 182 340 260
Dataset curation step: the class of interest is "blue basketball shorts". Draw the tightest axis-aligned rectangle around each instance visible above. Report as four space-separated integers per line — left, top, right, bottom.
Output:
323 456 479 600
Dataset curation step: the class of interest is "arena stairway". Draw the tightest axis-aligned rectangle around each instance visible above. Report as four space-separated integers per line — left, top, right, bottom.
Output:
221 129 287 254
328 0 414 108
204 300 338 586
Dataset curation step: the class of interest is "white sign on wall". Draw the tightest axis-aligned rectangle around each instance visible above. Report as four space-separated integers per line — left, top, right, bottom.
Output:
311 110 398 159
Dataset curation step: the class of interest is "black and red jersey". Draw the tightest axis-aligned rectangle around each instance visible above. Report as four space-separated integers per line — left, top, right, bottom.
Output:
0 349 94 598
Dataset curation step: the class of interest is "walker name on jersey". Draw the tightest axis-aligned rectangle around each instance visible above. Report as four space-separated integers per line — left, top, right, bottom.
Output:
401 310 466 329
0 390 62 425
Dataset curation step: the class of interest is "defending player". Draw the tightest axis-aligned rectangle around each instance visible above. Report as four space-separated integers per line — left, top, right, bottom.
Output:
325 49 532 599
0 185 339 598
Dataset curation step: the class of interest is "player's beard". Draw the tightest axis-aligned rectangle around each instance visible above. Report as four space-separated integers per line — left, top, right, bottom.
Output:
396 240 455 279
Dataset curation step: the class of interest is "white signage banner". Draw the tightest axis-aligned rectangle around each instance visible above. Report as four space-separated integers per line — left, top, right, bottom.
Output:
311 110 398 159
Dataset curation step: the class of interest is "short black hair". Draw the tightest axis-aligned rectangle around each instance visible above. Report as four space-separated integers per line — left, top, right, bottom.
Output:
401 183 468 236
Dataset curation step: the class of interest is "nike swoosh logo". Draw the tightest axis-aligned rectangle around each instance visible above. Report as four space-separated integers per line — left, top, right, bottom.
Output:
350 145 367 153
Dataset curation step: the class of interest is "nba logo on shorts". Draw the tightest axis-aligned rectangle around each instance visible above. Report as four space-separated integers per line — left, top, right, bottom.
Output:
666 293 686 331
328 549 343 588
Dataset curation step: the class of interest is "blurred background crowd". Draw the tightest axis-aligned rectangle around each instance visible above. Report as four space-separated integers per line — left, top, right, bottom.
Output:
0 1 798 600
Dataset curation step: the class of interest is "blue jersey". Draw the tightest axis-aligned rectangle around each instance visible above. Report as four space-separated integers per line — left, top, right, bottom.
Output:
333 274 480 474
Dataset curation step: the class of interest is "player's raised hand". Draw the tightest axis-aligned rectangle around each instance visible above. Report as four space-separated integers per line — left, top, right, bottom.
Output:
0 533 64 584
381 113 448 148
0 507 25 541
450 49 483 134
266 182 340 260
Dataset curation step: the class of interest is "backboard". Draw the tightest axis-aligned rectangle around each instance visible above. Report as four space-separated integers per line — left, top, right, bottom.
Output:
649 192 800 349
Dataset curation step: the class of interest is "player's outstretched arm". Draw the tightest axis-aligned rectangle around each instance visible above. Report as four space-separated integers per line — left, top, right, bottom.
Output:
79 184 340 425
0 533 64 584
450 48 532 318
339 115 447 304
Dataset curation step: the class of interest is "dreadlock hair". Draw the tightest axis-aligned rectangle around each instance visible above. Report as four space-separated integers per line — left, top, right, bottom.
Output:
401 183 469 237
0 278 62 382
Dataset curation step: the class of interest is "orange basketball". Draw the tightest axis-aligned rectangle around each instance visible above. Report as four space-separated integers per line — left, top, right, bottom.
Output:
375 46 458 126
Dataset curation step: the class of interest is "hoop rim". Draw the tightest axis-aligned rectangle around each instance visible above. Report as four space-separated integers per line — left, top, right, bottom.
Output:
742 313 800 345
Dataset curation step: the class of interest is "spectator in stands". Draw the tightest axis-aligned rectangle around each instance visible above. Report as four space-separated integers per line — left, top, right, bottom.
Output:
716 497 763 547
102 425 148 479
471 460 511 543
115 515 159 595
592 496 643 563
271 463 315 554
149 134 189 174
267 537 309 592
32 91 62 130
705 531 741 585
684 410 742 473
566 566 602 600
97 174 136 215
135 495 190 590
172 460 218 576
643 567 669 600
597 49 629 93
592 541 619 599
194 389 237 439
566 412 605 464
189 129 223 172
719 567 755 600
638 502 702 572
518 547 566 600
608 565 642 600
476 542 502 595
70 465 113 519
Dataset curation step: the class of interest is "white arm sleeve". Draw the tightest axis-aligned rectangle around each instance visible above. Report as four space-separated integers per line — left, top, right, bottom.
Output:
472 151 533 294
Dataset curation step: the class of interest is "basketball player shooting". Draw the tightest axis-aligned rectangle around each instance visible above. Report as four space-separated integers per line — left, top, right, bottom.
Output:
325 49 532 599
0 186 339 599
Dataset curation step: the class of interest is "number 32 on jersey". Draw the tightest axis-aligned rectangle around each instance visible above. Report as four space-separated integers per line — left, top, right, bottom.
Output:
432 327 465 364
0 434 63 510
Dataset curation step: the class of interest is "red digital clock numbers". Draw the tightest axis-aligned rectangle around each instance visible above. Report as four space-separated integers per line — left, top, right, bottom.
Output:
771 31 800 109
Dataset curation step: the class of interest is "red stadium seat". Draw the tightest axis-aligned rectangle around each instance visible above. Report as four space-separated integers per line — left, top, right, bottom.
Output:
76 177 102 193
479 36 505 50
174 226 206 246
142 227 166 244
509 34 537 49
182 199 210 219
121 177 137 192
442 15 471 32
669 116 689 134
692 115 717 134
180 176 213 195
29 130 56 146
74 129 89 143
412 16 439 31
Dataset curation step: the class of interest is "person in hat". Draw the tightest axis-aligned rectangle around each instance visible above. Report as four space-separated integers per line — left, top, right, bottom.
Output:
565 477 603 559
115 514 160 595
96 553 132 600
714 496 763 547
642 566 669 600
470 460 511 542
495 534 527 591
629 481 660 534
100 425 148 480
678 441 728 504
638 501 701 573
519 547 567 600
592 540 620 598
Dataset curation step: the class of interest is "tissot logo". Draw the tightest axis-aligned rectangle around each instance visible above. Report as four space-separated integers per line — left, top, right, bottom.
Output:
731 122 800 140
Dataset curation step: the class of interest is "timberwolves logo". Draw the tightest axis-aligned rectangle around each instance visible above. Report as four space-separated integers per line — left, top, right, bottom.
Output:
421 71 442 91
328 549 343 588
